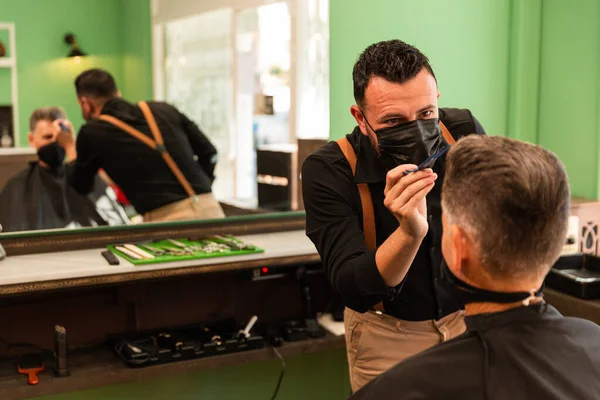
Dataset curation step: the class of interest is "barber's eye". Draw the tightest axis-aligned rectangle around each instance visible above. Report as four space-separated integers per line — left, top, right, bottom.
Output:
421 110 433 118
386 118 401 125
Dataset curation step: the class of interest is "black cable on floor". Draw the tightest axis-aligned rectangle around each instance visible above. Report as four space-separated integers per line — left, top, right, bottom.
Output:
0 336 55 363
270 346 286 400
0 336 52 354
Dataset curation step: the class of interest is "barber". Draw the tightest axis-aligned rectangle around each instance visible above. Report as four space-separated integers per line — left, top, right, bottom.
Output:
57 68 225 222
302 39 486 391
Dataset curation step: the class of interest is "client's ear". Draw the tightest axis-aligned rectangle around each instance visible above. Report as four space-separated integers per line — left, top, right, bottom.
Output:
452 224 475 280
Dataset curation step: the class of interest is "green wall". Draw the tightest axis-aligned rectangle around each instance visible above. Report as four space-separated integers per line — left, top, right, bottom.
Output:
0 0 152 146
330 0 600 199
120 0 154 104
537 0 600 200
329 0 511 139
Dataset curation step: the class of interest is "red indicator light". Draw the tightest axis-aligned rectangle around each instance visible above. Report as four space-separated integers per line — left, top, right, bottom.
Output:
262 267 269 274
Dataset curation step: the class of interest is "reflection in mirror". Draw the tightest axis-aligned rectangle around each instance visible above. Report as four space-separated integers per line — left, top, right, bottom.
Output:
0 107 129 232
0 0 329 234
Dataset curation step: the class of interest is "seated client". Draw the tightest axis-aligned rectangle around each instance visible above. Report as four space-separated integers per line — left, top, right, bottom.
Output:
350 135 600 400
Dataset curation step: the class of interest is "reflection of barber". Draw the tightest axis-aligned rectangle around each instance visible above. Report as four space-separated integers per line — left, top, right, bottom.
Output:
351 136 600 400
302 40 486 392
57 68 225 222
0 107 128 232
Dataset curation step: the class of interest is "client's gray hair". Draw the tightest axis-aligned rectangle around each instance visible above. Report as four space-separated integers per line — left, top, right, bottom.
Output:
442 135 570 280
29 106 66 132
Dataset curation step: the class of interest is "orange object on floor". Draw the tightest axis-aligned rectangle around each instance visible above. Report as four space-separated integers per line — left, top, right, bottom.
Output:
17 353 45 385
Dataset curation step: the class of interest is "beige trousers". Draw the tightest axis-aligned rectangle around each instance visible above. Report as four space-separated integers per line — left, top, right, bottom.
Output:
345 307 466 392
143 193 225 223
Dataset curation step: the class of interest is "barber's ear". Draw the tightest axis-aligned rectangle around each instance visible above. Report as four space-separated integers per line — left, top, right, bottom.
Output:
116 90 122 98
27 133 35 147
350 105 368 136
81 97 95 115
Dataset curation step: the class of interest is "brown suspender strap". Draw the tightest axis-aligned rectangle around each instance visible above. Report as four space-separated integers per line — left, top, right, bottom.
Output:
98 115 156 148
336 137 380 312
335 138 377 251
136 101 197 198
440 121 456 145
98 102 196 198
138 101 166 146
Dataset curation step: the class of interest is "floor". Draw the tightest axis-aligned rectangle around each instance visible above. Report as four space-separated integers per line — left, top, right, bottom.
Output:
36 348 351 400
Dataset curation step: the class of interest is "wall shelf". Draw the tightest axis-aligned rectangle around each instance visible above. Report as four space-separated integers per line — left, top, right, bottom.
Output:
0 22 19 146
0 58 15 68
0 22 21 147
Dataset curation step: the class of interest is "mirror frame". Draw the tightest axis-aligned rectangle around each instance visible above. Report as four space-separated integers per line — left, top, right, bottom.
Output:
0 211 306 256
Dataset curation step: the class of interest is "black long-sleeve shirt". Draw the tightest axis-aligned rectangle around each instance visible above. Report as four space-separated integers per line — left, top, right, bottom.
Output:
70 98 217 214
350 303 600 400
302 108 486 321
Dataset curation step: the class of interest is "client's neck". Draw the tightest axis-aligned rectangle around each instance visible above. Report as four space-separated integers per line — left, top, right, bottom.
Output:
461 267 545 316
465 297 543 316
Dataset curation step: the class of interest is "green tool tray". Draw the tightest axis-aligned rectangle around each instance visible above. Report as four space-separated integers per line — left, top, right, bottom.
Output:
108 236 264 265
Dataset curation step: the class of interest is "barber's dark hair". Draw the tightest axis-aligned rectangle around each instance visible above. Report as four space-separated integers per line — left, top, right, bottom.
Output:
29 106 66 131
443 135 571 280
353 40 436 107
74 68 118 99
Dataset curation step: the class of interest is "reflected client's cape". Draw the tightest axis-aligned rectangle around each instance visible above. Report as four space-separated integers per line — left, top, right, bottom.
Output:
0 162 129 232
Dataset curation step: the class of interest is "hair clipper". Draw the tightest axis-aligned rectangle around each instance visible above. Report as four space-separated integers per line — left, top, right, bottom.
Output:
53 325 70 377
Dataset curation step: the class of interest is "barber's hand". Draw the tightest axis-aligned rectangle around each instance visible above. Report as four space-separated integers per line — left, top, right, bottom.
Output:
53 119 77 162
53 119 75 149
383 165 438 240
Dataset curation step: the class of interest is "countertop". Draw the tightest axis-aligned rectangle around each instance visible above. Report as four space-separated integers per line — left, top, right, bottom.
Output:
0 230 319 296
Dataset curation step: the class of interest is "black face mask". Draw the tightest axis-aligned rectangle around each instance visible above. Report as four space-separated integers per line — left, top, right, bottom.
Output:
37 142 65 169
371 118 447 171
442 263 544 306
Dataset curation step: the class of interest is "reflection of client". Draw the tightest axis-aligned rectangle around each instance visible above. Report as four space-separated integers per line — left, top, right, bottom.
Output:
0 107 129 232
58 68 225 223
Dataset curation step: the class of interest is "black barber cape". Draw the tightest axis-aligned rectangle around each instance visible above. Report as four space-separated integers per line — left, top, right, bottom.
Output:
0 162 129 232
350 303 600 400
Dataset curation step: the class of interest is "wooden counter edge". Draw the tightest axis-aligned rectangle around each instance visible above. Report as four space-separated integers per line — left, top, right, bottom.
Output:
0 253 321 297
544 288 600 325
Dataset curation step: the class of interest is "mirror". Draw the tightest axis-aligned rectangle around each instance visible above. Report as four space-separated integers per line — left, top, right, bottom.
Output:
0 0 329 234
